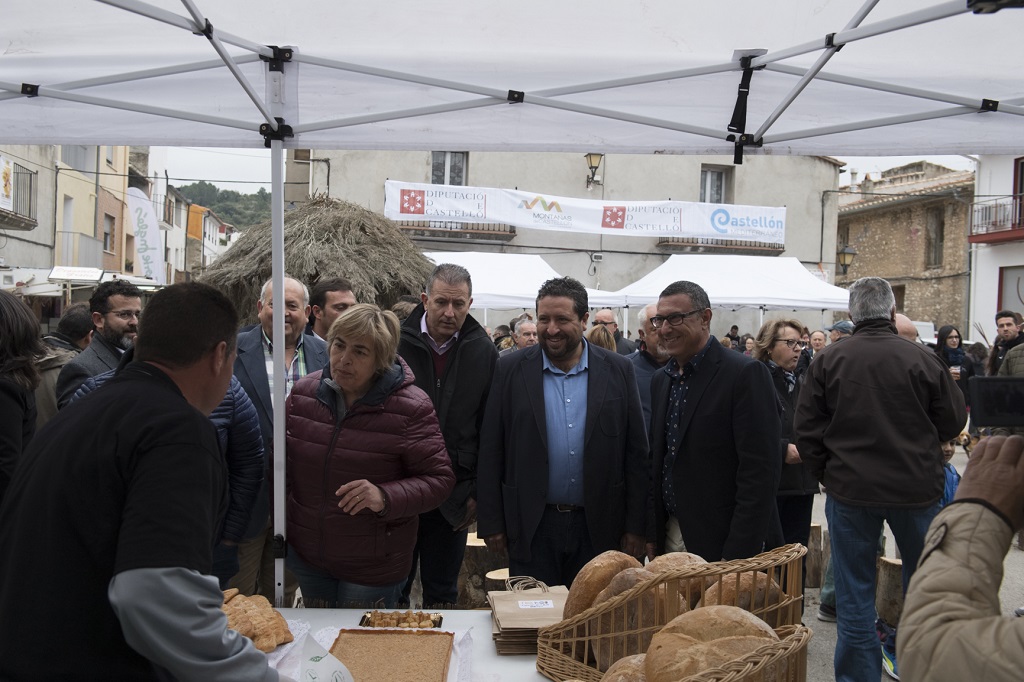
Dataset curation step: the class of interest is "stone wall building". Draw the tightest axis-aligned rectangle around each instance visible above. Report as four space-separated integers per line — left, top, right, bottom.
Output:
837 161 974 336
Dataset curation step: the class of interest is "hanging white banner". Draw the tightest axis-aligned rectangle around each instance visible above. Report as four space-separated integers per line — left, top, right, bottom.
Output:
0 156 13 212
383 180 785 244
127 187 166 285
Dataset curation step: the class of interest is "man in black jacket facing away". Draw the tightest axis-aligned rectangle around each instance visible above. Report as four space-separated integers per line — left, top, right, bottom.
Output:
398 263 497 608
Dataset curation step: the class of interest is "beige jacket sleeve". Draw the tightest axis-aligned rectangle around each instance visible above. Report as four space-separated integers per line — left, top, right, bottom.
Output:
899 502 1024 681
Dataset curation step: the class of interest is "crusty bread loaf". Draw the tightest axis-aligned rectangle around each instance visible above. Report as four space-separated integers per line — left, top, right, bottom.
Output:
600 653 647 681
564 551 642 619
645 635 773 682
653 605 778 643
702 572 783 626
646 553 711 609
221 591 294 653
592 568 665 670
594 568 656 606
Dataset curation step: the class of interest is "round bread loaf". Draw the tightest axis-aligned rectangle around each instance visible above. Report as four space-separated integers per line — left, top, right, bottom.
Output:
600 653 647 681
654 605 777 643
645 552 706 574
564 551 642 619
645 635 773 682
702 572 783 626
594 567 656 605
592 568 669 670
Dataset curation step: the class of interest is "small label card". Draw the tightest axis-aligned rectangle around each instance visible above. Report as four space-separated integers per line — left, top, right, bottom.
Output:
518 600 555 609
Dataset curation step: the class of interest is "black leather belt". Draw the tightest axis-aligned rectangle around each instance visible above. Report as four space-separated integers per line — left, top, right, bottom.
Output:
547 503 584 512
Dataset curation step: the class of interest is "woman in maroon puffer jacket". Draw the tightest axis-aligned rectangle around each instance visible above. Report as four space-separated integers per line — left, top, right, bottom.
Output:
285 304 454 608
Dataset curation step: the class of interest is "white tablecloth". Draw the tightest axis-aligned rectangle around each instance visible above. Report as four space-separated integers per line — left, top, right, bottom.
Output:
276 608 548 681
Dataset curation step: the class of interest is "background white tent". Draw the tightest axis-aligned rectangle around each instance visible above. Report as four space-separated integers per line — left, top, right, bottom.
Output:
423 251 624 310
611 255 850 311
4 0 1016 605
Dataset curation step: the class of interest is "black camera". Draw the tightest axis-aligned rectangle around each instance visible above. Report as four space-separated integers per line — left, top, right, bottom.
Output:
969 377 1024 427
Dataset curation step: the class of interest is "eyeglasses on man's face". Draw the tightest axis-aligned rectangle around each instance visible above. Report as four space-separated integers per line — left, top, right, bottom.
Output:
108 309 141 321
649 309 705 329
776 338 807 350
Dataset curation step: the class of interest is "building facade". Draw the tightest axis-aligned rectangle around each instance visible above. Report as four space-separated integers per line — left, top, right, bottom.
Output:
837 162 974 336
286 150 844 336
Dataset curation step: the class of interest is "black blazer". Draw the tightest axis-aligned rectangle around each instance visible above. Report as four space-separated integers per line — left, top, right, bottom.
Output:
233 326 328 538
477 343 650 563
650 339 782 561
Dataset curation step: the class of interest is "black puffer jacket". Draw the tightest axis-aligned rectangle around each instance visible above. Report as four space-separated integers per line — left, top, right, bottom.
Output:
398 304 497 528
73 362 264 542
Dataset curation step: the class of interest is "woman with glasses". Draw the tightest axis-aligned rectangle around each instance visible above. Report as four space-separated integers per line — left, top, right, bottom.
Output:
934 325 975 408
753 319 818 559
284 304 454 608
0 290 44 506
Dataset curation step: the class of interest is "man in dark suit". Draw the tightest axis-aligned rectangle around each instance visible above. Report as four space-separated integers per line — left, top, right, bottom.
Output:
55 280 142 408
478 277 649 587
232 275 328 604
649 280 781 561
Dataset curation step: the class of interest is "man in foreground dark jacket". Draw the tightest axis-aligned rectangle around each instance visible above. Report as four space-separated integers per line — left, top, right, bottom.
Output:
795 276 966 682
398 263 497 608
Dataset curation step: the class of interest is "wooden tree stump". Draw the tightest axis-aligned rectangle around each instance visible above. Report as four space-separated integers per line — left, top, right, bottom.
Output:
486 568 510 594
806 523 823 588
875 556 904 626
457 532 508 609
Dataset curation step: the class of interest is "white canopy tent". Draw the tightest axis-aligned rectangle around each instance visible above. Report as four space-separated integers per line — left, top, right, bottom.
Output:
611 255 850 311
4 0 1020 604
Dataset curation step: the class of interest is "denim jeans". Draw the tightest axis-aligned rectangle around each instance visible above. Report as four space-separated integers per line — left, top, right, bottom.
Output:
287 550 404 609
825 496 940 682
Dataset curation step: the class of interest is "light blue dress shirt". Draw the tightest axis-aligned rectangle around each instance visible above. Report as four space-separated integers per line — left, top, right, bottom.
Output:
542 341 589 506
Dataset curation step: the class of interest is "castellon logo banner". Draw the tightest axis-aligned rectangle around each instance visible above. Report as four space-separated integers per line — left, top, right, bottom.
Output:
384 180 785 244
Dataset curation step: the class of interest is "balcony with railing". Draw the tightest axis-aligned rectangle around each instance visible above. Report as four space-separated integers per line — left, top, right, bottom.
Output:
57 231 105 269
394 220 516 244
0 165 38 231
970 194 1023 244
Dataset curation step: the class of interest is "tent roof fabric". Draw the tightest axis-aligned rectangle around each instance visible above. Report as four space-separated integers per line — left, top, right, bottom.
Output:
2 1 1023 155
611 255 850 311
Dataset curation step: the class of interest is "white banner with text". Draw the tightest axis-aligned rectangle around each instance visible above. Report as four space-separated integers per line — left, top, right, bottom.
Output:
384 180 785 244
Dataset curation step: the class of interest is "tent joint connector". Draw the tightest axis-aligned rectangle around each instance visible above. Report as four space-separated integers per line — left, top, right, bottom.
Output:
261 45 294 72
260 117 294 147
981 98 1000 112
825 32 845 51
20 83 39 97
727 133 761 165
197 19 213 40
272 533 287 559
507 90 525 103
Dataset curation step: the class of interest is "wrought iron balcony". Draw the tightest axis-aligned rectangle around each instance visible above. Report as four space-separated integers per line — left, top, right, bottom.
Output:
395 220 516 244
0 164 38 230
970 194 1024 243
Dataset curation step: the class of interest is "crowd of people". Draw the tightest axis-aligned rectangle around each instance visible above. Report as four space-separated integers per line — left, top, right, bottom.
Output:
0 267 1019 680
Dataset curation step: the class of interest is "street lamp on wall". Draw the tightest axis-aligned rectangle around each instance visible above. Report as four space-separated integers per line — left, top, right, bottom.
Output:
585 153 604 190
837 244 858 275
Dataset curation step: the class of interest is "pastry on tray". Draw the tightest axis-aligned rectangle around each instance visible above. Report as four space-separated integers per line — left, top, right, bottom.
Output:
329 628 454 682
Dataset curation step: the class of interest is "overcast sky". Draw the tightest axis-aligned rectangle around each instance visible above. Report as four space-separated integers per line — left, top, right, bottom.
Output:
161 146 978 196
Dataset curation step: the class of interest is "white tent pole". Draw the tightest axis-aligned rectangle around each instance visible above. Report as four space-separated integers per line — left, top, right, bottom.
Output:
766 64 1024 117
178 0 279 130
0 83 257 131
750 1 967 68
764 105 991 145
294 100 499 134
751 0 880 141
270 140 286 607
536 63 740 97
96 0 273 57
0 55 262 103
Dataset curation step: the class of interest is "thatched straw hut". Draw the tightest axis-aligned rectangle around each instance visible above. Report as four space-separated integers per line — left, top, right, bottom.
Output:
200 197 435 323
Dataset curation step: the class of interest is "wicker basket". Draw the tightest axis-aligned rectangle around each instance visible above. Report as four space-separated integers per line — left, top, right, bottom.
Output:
536 544 808 682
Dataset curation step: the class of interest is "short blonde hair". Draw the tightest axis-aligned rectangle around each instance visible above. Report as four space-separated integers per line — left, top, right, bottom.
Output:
585 323 617 352
327 303 401 375
753 318 803 363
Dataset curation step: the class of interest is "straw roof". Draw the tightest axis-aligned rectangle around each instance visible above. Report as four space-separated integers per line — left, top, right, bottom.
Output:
200 196 434 323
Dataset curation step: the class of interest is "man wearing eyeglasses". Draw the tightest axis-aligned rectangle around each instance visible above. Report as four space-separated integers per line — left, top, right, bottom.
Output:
593 308 636 355
55 280 143 408
648 281 782 562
